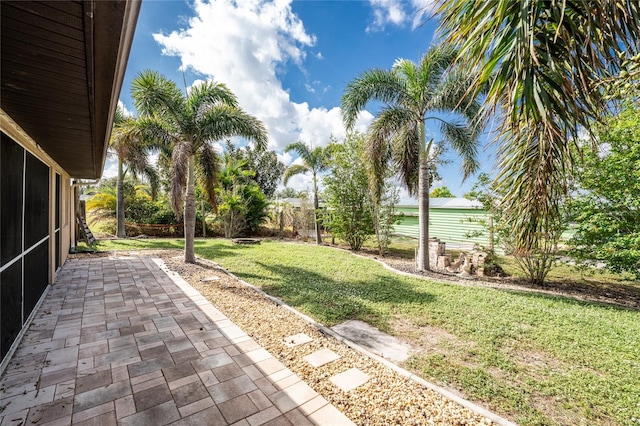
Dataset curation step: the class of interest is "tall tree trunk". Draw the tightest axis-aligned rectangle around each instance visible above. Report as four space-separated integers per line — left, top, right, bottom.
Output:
417 158 430 271
417 125 431 272
313 173 322 244
184 155 197 263
116 158 126 238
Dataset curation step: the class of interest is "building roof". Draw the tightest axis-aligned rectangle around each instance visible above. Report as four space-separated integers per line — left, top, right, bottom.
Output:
398 197 484 209
1 0 140 178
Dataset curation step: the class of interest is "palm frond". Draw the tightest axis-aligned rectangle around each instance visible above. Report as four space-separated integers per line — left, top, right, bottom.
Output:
439 120 478 180
197 143 221 212
197 105 267 151
282 164 309 186
285 141 313 165
170 143 190 217
131 69 187 127
342 69 407 130
188 80 238 114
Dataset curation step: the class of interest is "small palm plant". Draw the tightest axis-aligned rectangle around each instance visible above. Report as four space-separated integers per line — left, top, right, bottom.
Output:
282 142 332 244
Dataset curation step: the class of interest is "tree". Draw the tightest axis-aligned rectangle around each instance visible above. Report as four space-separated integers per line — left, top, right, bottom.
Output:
224 141 284 199
568 104 640 278
342 44 484 271
131 70 267 263
109 106 160 237
216 155 269 237
323 134 375 250
276 187 302 199
465 172 562 285
430 186 455 198
283 142 331 244
438 0 640 260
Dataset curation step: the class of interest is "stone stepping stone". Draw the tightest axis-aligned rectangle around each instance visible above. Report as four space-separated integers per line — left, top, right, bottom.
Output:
330 319 410 362
329 368 369 392
283 333 313 348
303 348 341 367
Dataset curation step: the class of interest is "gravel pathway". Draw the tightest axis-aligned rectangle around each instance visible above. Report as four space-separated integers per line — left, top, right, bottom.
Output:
139 250 495 425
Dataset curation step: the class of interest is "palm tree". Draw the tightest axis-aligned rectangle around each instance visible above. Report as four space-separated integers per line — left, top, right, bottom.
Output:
283 142 331 244
110 106 160 238
342 44 484 271
437 0 640 254
131 70 267 263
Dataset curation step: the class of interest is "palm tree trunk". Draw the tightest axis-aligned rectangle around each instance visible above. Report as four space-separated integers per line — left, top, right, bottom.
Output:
417 126 431 272
116 158 126 238
417 158 430 271
184 155 197 263
313 173 322 244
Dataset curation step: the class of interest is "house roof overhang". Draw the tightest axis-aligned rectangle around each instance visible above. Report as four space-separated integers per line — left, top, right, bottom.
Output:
1 0 140 178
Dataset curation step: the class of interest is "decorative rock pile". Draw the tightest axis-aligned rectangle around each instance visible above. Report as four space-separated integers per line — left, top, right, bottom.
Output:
427 238 488 277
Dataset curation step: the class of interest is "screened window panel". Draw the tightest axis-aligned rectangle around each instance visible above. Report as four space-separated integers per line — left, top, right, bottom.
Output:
1 133 24 267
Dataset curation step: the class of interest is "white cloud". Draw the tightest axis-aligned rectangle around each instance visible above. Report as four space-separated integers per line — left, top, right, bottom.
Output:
366 0 438 32
117 100 133 117
315 52 323 60
153 0 370 154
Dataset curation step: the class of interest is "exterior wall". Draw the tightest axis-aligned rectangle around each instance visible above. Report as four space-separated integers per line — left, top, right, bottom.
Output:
1 112 71 363
393 206 492 249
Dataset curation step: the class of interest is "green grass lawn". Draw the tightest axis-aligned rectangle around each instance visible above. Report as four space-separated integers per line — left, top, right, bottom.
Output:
93 238 640 425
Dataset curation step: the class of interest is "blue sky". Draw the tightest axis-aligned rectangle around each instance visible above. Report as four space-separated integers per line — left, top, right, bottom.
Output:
112 0 494 201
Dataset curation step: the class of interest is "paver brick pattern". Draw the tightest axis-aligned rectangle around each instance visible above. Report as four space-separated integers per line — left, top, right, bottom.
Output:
0 256 354 426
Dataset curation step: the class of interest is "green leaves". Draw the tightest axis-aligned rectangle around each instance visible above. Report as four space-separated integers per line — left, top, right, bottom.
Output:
438 0 640 254
568 104 640 278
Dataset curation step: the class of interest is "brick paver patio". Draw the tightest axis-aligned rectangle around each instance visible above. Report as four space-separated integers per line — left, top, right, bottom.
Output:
0 256 354 425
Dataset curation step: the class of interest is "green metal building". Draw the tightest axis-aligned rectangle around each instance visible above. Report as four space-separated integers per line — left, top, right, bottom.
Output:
393 198 492 249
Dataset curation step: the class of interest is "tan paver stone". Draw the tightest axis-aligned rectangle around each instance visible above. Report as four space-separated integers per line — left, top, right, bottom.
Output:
71 401 114 423
54 379 75 400
329 368 370 392
115 395 136 420
246 389 273 411
133 383 172 412
246 405 281 426
303 348 341 368
283 333 313 348
191 352 233 372
75 370 112 394
39 414 72 426
273 373 300 391
171 379 210 407
119 400 180 426
177 396 215 418
24 395 73 425
73 380 131 412
284 408 314 426
132 376 166 393
208 375 258 404
218 394 259 424
0 385 56 416
308 404 356 425
213 361 244 382
255 357 286 376
167 373 200 391
74 410 117 426
172 405 226 426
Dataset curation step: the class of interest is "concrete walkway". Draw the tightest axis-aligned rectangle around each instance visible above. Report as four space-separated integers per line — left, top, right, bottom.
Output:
0 256 354 426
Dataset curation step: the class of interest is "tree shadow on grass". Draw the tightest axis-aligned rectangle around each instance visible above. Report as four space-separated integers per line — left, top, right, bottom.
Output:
235 261 437 330
194 240 254 260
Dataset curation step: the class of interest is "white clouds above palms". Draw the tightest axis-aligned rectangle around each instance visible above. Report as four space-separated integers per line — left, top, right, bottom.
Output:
366 0 438 32
152 0 372 160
